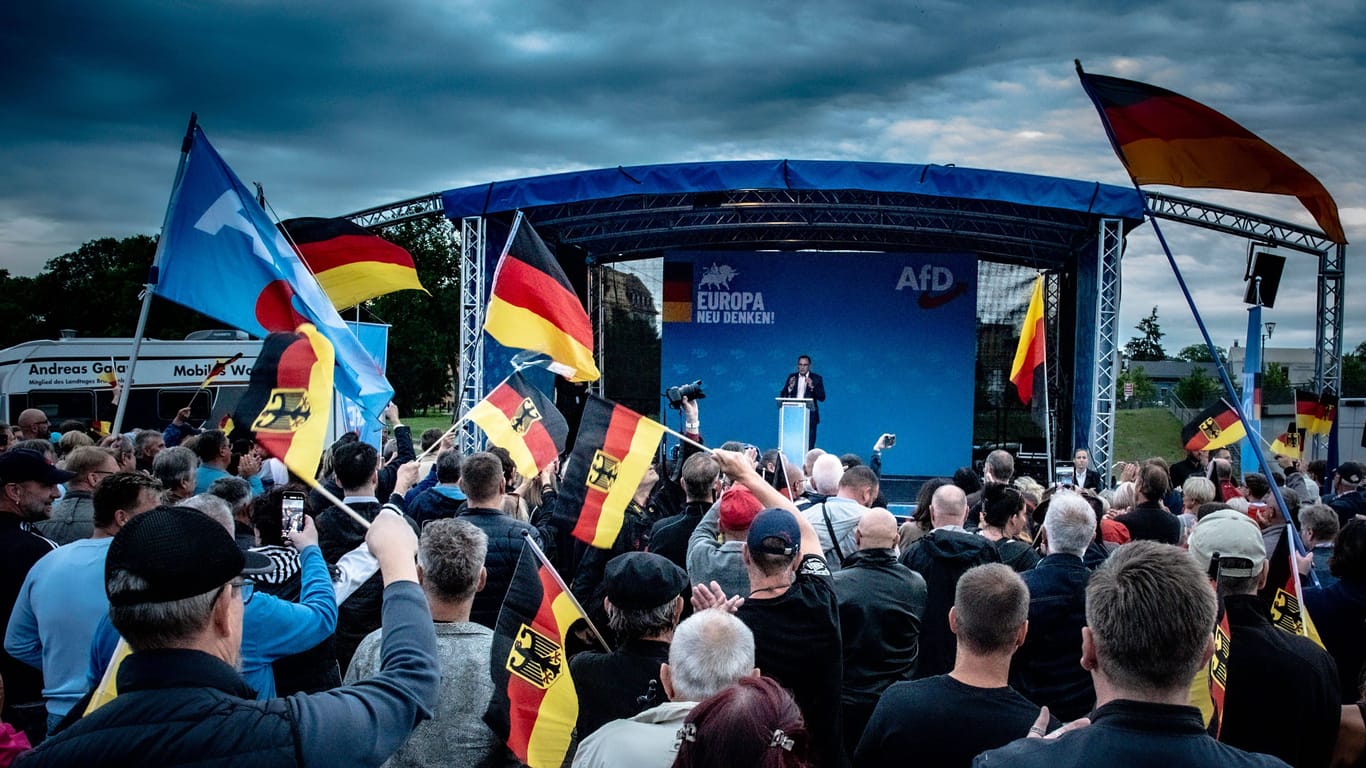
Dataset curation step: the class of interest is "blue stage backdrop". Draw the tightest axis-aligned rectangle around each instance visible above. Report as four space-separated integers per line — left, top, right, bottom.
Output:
662 250 978 476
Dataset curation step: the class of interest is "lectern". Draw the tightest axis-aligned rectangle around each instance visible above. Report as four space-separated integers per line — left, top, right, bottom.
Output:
777 397 814 468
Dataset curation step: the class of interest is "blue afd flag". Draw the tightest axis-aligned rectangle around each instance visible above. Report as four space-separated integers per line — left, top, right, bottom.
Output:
153 126 393 421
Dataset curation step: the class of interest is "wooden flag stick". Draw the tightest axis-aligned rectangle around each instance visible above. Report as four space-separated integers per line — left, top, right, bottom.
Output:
521 530 612 652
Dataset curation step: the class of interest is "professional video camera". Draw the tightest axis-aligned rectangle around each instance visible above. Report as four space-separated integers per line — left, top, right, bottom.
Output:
665 380 706 409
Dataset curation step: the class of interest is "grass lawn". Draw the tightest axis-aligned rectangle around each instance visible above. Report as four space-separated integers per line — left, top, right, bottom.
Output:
404 413 456 436
1113 407 1185 465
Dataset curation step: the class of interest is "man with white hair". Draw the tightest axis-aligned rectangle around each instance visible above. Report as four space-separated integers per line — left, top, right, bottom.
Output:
1009 491 1098 721
572 609 757 768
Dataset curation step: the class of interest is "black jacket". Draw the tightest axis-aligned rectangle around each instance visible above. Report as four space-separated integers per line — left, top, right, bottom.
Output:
569 638 671 738
458 507 542 629
1114 500 1182 544
405 487 466 528
899 528 1000 679
833 548 927 703
1217 593 1339 768
1011 553 1094 721
648 501 711 570
975 700 1292 767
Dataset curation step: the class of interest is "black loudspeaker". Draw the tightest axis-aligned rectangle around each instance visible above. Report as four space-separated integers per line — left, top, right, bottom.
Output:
1242 251 1286 308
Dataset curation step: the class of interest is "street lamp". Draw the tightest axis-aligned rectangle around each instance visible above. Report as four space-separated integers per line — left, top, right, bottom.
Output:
1261 321 1276 370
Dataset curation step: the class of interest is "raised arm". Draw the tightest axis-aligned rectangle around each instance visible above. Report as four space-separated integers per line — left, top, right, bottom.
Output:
713 449 820 559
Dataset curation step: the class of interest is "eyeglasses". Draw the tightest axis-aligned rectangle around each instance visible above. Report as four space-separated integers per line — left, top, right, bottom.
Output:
230 578 255 605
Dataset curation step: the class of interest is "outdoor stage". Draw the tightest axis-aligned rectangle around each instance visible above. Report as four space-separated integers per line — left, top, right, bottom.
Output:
346 158 1348 493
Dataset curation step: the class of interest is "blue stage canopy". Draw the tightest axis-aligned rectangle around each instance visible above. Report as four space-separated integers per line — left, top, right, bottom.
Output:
442 159 1144 223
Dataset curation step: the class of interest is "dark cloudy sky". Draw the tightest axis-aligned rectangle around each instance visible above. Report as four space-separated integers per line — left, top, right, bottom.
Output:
3 0 1361 354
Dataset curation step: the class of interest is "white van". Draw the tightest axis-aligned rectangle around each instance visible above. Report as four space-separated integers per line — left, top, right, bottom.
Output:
0 334 261 435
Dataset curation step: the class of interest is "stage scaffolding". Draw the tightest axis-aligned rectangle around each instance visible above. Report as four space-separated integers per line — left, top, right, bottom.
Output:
349 164 1345 484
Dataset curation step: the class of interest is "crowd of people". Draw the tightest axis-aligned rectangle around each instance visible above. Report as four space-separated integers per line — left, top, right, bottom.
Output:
1 399 1365 767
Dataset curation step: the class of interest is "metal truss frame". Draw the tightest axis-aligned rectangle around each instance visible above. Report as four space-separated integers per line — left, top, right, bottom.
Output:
1143 191 1345 401
1089 218 1125 481
456 216 486 455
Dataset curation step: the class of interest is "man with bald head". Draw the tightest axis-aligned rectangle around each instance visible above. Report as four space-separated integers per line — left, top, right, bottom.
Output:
900 484 1000 679
15 410 51 442
833 507 928 753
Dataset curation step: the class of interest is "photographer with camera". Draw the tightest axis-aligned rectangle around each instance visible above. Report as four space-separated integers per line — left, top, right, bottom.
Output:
778 355 825 450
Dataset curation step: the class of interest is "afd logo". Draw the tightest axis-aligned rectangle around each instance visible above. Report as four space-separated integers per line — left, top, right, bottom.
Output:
895 264 968 309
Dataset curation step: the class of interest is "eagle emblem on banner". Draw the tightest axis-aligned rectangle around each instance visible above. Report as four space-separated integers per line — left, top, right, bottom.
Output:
1270 588 1303 635
507 623 563 689
1199 418 1222 440
588 451 620 493
510 398 542 435
252 389 311 432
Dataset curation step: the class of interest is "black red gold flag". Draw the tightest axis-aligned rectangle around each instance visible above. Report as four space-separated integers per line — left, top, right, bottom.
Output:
1009 275 1046 405
1181 399 1246 452
467 372 568 478
200 352 244 389
484 213 600 382
556 395 664 548
486 543 581 768
1077 65 1345 244
228 325 334 480
279 217 426 310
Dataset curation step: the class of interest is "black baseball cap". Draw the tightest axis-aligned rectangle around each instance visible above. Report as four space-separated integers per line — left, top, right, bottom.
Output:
746 508 802 557
604 552 688 610
106 507 273 607
0 449 76 486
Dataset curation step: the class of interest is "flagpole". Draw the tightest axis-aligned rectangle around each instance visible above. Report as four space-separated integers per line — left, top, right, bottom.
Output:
520 531 612 652
1040 273 1055 483
1133 200 1307 556
113 113 198 437
1076 63 1306 556
659 424 712 455
300 474 375 530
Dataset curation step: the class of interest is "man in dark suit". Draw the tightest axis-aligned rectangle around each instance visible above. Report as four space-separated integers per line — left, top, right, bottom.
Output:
779 355 826 450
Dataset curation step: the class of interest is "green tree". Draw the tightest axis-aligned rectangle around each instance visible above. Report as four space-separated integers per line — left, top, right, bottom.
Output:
1174 366 1222 408
1177 343 1226 364
1124 306 1167 361
1262 362 1293 404
367 217 462 412
0 270 45 348
1343 353 1366 396
1118 365 1157 407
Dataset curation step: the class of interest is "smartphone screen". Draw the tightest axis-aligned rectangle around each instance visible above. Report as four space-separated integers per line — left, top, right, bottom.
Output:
281 493 306 537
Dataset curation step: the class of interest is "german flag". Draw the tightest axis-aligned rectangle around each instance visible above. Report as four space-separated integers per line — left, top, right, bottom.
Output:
1313 391 1337 436
1181 399 1246 452
662 260 693 323
1260 531 1323 646
484 213 600 383
1208 607 1232 737
280 217 427 311
467 371 568 479
200 352 244 389
97 370 119 388
1296 389 1322 431
1077 64 1346 244
486 543 582 768
228 324 334 480
557 395 664 548
1009 275 1046 405
1270 423 1303 460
